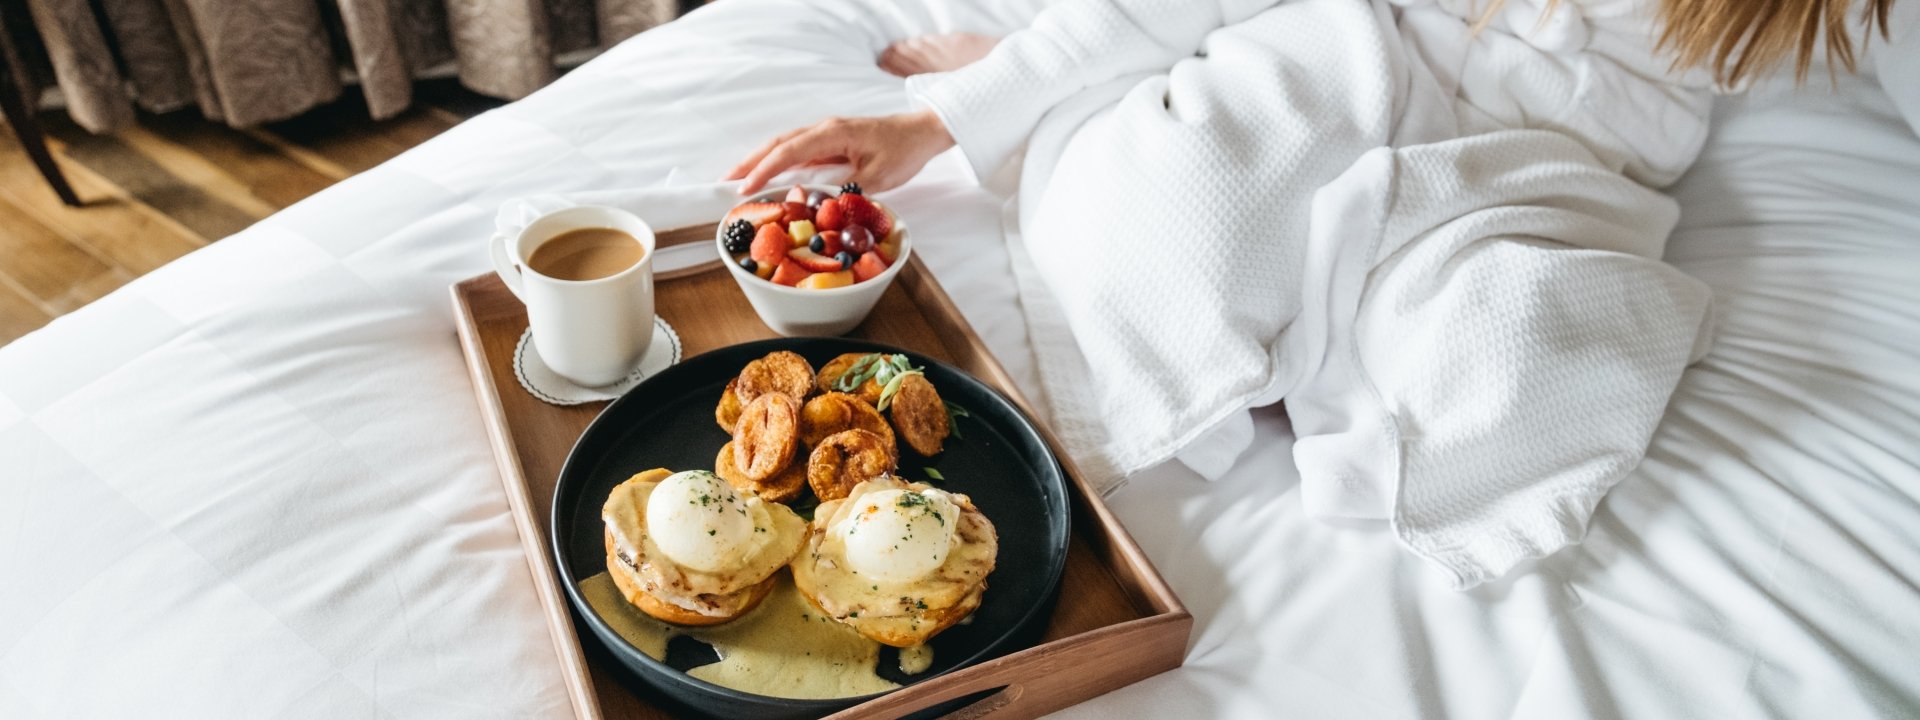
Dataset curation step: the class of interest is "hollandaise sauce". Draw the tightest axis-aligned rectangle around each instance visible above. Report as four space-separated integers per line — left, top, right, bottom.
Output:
899 643 934 675
579 572 934 699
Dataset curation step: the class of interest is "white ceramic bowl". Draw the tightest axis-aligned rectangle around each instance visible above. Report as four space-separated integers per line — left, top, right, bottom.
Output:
717 185 912 337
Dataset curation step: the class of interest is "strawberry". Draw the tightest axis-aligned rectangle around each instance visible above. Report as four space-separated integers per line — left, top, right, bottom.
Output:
784 185 808 204
750 223 791 267
813 230 843 257
815 196 848 231
851 251 889 283
782 201 811 224
724 202 785 229
787 246 844 273
770 259 811 286
838 194 892 237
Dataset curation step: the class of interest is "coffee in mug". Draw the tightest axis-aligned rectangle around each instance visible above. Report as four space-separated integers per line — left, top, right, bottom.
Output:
492 206 657 387
526 227 647 281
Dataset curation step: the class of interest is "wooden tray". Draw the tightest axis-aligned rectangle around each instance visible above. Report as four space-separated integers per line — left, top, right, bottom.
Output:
450 223 1190 719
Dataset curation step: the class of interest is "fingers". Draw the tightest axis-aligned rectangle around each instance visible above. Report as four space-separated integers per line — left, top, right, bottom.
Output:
726 127 807 184
741 127 839 195
877 44 916 78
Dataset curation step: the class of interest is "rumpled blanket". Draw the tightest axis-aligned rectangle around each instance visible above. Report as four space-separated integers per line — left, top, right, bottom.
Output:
910 0 1716 587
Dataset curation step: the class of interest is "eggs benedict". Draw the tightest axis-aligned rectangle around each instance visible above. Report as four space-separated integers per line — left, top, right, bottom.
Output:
791 476 997 647
603 468 807 625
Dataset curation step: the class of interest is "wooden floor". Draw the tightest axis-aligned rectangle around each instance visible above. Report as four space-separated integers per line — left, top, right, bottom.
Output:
0 79 503 346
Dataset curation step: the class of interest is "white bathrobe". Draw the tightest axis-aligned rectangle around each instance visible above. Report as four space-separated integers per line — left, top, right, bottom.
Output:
906 0 1717 587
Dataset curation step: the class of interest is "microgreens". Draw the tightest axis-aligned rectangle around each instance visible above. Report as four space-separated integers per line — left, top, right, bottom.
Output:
943 401 969 439
833 353 927 411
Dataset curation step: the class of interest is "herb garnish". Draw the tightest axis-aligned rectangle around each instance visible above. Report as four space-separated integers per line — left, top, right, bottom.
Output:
943 401 970 439
894 491 946 525
833 353 927 411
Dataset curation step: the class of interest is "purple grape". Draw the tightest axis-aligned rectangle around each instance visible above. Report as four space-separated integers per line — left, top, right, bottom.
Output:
806 190 831 209
840 225 875 254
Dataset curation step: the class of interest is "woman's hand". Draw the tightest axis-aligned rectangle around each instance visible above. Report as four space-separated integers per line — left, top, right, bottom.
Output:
727 110 955 195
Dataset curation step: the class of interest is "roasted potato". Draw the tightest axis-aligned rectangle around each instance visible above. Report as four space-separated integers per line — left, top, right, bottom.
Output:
815 353 884 406
715 441 806 504
799 392 896 450
807 429 897 502
733 393 801 482
735 351 815 404
888 373 950 456
715 378 744 432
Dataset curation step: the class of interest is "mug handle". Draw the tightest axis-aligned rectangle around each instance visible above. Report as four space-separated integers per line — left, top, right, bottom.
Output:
491 232 526 301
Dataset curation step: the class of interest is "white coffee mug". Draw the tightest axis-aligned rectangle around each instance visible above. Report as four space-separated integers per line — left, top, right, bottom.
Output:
491 206 656 387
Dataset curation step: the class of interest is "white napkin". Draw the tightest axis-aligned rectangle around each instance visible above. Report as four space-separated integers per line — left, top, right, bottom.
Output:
489 167 850 250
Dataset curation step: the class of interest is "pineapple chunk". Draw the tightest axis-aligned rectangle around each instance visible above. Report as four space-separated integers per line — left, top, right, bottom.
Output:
788 220 816 247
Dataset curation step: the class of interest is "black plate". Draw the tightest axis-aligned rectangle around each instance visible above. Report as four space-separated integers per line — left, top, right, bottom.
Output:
552 338 1071 719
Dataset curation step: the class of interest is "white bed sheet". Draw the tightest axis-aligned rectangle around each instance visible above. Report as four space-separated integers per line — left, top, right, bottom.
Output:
3 0 1917 717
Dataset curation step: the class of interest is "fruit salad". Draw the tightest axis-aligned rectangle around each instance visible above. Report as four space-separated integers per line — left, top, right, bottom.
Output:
721 183 903 290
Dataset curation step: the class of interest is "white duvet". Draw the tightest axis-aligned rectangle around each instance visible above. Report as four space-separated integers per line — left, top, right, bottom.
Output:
3 0 1918 718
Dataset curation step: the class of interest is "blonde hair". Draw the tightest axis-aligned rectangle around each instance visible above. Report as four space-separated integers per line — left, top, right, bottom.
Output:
1477 0 1897 85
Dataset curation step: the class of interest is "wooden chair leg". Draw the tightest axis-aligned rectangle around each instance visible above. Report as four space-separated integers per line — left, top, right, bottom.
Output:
0 98 83 207
0 10 83 207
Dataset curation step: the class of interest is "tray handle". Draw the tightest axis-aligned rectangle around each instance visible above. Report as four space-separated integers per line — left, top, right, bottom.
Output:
825 679 1022 720
826 657 1041 720
943 685 1023 719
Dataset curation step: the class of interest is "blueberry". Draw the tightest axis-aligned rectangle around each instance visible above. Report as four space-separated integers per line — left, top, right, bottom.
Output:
739 257 757 274
834 251 855 269
809 234 825 253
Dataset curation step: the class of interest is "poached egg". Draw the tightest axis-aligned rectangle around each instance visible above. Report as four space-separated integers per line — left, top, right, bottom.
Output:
830 487 959 584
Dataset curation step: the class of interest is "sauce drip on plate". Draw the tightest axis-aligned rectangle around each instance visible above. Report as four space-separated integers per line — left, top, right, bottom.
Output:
579 572 934 699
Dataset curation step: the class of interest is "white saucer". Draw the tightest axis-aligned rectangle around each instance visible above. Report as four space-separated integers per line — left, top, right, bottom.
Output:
513 318 681 406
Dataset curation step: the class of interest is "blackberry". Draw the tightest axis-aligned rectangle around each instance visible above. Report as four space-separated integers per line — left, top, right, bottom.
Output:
839 182 863 196
722 219 754 253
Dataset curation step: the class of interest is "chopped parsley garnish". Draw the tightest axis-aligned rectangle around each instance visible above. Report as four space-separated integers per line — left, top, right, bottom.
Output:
923 467 945 482
894 491 946 526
